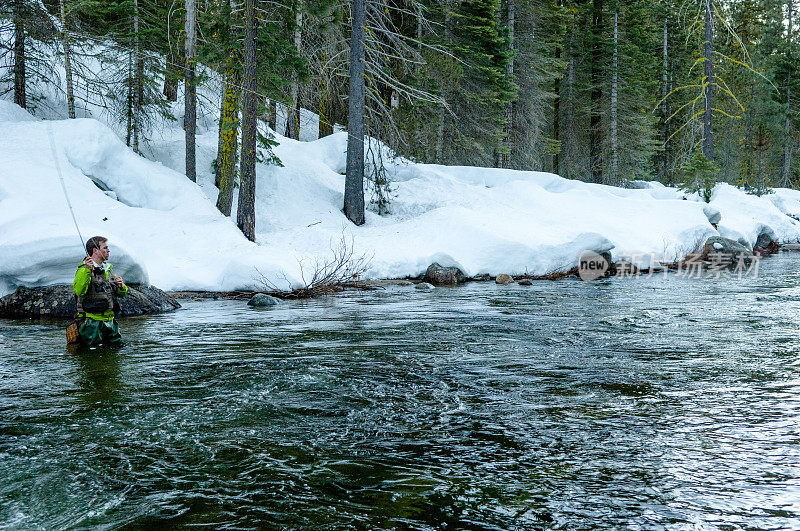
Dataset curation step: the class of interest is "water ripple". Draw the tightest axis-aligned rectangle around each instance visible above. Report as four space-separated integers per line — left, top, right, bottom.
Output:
2 255 800 528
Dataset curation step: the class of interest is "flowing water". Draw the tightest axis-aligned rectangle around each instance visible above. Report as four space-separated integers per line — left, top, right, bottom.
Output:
2 255 800 529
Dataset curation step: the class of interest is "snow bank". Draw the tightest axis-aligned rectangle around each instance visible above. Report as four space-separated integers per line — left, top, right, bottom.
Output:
3 93 800 297
0 109 299 296
709 184 800 248
0 100 37 122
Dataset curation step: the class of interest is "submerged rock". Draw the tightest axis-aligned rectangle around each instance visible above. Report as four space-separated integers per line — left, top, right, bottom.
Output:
423 263 466 286
247 293 280 307
495 274 514 285
518 279 532 286
0 284 181 318
415 282 435 291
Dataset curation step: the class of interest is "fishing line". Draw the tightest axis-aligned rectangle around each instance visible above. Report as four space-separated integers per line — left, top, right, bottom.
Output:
47 121 86 251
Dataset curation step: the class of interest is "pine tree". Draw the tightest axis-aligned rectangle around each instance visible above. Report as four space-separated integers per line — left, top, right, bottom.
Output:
590 0 604 183
59 0 75 118
448 0 516 166
237 0 257 241
13 0 26 109
185 0 197 182
344 0 366 226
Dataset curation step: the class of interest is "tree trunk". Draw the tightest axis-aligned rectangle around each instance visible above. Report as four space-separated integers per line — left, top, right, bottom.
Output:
782 0 794 187
163 63 179 101
216 62 240 216
133 0 143 154
610 8 619 184
436 106 446 163
269 100 277 130
126 50 133 146
13 0 26 109
319 51 334 137
553 1 561 174
745 77 755 184
286 6 302 140
435 0 454 164
163 41 181 102
659 12 669 183
702 0 714 163
500 0 515 169
757 130 765 195
344 0 366 226
185 0 196 182
237 0 258 241
590 0 603 183
59 0 75 119
564 20 576 179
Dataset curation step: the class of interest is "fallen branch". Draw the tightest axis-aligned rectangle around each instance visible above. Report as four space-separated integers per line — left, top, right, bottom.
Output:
256 235 372 299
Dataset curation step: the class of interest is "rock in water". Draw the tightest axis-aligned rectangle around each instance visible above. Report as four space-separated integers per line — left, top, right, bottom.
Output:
471 273 491 282
415 282 435 291
423 263 466 286
518 279 532 286
247 293 280 307
0 284 181 318
495 274 514 285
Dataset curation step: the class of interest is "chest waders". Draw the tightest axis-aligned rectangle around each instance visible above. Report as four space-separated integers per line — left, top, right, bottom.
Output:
75 267 123 347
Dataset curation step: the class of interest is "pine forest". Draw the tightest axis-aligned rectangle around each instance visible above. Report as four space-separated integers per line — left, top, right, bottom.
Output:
2 0 800 219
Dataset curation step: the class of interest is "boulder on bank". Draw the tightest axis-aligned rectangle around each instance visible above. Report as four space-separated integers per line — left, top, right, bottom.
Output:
754 240 780 256
495 274 514 285
0 284 181 318
754 230 779 256
699 236 753 266
423 263 466 286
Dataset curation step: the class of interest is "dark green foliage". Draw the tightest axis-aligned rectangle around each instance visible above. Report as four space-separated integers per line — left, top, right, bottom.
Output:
447 0 517 165
681 149 720 202
4 0 800 193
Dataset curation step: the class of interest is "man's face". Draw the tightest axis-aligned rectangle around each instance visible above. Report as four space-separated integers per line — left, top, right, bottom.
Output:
93 241 110 262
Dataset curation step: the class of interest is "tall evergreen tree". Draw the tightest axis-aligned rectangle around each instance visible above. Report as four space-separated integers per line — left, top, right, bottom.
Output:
185 0 196 182
237 0 257 241
448 0 516 166
13 0 26 108
344 0 366 226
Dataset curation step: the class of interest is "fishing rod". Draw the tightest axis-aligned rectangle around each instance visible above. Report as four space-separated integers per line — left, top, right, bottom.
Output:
47 121 86 253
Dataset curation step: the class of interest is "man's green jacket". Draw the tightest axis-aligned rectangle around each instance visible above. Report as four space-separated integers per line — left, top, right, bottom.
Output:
73 261 129 321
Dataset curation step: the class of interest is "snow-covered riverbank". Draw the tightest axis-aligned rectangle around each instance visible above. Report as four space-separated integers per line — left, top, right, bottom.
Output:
2 98 800 297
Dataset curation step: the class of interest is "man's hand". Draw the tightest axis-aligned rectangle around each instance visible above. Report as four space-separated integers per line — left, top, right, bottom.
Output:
114 275 124 288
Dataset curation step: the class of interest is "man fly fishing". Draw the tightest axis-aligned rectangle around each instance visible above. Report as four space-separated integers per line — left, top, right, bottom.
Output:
72 236 128 347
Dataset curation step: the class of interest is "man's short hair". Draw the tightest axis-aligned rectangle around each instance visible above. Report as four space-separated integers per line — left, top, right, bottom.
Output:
86 236 107 255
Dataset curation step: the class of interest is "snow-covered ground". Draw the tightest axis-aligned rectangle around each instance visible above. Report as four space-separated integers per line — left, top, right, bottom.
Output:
3 96 800 298
3 32 800 297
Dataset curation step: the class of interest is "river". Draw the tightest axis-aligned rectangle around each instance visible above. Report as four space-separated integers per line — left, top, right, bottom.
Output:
2 254 800 528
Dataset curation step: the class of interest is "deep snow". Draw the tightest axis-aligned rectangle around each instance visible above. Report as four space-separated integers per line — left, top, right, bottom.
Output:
3 84 800 297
